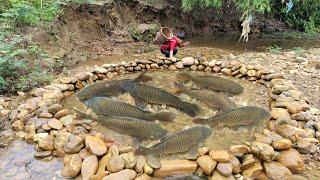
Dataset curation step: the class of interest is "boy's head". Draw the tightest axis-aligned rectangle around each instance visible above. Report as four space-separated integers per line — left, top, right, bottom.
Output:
176 32 186 40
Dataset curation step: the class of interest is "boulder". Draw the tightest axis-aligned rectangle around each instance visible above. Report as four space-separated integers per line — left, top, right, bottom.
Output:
209 150 230 163
216 163 233 177
278 148 305 173
196 155 217 175
102 169 136 180
271 139 292 150
264 161 292 180
250 142 275 162
81 155 98 180
107 155 124 173
62 154 82 178
181 57 195 66
85 135 108 156
119 152 137 169
242 162 262 178
229 145 250 157
153 160 197 177
210 170 235 180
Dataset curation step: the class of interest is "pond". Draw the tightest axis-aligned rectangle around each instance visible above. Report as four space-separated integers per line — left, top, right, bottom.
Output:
62 70 269 157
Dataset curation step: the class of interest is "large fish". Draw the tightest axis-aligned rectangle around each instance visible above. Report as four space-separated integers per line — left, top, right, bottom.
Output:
136 126 212 168
194 106 270 127
74 108 167 140
120 82 200 117
174 82 237 112
76 72 152 102
85 97 175 121
177 72 244 94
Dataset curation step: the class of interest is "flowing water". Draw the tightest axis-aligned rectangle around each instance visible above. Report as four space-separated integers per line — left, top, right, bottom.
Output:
62 70 269 153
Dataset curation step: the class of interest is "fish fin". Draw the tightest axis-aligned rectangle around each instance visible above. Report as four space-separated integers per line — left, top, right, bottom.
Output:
73 107 90 119
132 96 148 109
160 132 175 141
134 72 152 83
186 145 198 160
136 146 154 155
181 102 200 117
153 112 176 121
145 154 161 169
193 117 208 124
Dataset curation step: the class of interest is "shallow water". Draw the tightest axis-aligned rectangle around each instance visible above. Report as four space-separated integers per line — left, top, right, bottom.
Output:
62 70 269 153
189 33 320 52
0 141 63 180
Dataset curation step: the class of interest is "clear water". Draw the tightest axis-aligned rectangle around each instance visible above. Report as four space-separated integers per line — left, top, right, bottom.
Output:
62 71 269 152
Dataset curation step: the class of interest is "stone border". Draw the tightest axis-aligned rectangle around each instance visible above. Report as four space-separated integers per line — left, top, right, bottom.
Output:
9 56 320 179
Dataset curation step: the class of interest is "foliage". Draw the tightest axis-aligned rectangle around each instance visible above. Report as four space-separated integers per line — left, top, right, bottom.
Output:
129 24 158 43
267 44 282 54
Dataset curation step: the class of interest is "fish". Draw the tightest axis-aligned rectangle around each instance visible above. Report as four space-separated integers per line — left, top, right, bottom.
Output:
73 108 167 140
164 174 206 180
176 72 244 94
136 126 212 168
120 82 200 117
194 106 270 127
76 72 152 102
174 82 237 112
85 97 175 121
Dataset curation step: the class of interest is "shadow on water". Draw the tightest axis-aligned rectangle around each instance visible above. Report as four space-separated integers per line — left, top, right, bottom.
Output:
188 33 320 52
62 70 269 154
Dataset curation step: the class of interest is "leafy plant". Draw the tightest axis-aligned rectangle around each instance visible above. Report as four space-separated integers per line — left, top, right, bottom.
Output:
268 44 282 54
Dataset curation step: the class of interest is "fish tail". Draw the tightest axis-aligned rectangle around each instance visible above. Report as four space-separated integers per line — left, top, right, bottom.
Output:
180 102 200 117
193 117 219 125
192 117 206 124
136 146 161 169
176 72 191 81
73 107 91 119
153 112 176 121
134 72 152 83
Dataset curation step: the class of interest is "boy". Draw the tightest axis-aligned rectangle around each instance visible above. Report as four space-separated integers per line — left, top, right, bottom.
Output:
160 32 190 58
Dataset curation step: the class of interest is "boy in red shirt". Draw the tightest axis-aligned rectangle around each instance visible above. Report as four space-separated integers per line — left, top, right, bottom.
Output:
160 32 190 58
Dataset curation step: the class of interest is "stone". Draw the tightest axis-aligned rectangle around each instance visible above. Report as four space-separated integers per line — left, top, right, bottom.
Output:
31 88 50 97
221 68 232 75
250 141 275 162
119 152 137 169
12 120 24 131
102 169 136 180
229 145 250 157
287 102 307 114
272 85 290 95
216 163 233 177
271 139 292 150
42 90 63 101
47 104 63 114
91 153 111 180
119 146 133 154
62 154 82 178
208 60 216 67
212 65 221 73
60 115 74 126
294 140 317 154
135 155 146 173
181 57 195 66
143 163 153 175
210 170 235 180
275 124 307 142
15 131 26 139
209 150 230 163
94 67 108 74
153 160 197 177
278 148 305 173
241 154 256 170
174 61 184 69
39 112 53 118
135 173 151 180
107 155 124 173
168 65 177 70
242 162 262 178
229 155 241 174
36 133 54 151
34 151 52 158
196 155 217 175
48 118 63 130
85 135 107 156
81 155 98 180
264 162 292 180
271 108 291 123
291 111 314 121
191 65 198 71
198 147 210 156
54 131 70 150
79 148 93 159
204 67 212 72
197 65 205 71
64 134 84 153
150 63 159 69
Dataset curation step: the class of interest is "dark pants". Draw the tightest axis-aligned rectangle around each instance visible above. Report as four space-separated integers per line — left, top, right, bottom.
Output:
161 48 178 58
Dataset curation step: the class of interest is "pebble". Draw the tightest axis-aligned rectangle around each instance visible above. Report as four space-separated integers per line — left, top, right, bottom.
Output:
241 154 256 170
34 151 52 158
102 169 136 180
54 109 68 119
153 160 197 177
196 155 217 175
37 133 54 151
250 142 275 162
174 61 184 69
135 173 152 180
209 150 230 163
107 155 124 173
60 115 74 126
210 170 235 180
271 138 292 150
275 124 307 142
62 154 82 178
181 57 195 66
48 118 63 130
47 104 63 114
229 145 250 157
39 112 54 118
81 155 98 180
229 155 241 174
264 161 292 180
119 152 137 169
216 163 233 176
143 163 154 175
278 148 305 173
294 140 317 154
198 147 210 156
85 135 107 156
135 155 146 173
168 65 177 70
12 120 24 131
242 162 262 178
64 134 84 153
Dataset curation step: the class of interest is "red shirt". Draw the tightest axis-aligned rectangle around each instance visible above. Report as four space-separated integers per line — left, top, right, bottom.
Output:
160 36 178 52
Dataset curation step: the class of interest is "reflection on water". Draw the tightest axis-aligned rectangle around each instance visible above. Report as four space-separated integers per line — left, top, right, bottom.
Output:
62 70 269 152
0 141 63 180
189 33 320 52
